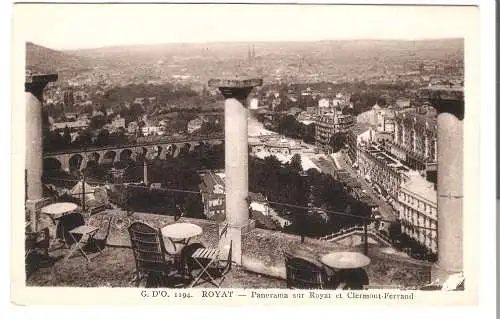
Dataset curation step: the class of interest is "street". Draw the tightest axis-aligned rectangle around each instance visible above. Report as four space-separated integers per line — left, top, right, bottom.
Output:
334 151 396 224
310 151 396 231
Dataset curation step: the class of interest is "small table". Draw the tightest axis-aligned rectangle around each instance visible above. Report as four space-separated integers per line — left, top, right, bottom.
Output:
320 252 371 269
161 223 203 254
161 223 203 279
41 202 78 248
41 202 78 220
320 252 371 289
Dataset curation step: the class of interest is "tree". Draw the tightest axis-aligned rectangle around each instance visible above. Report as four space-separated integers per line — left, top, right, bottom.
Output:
278 115 300 138
289 154 302 172
95 129 110 146
329 132 347 153
73 129 93 148
90 114 106 130
62 126 72 148
43 130 66 152
83 161 108 183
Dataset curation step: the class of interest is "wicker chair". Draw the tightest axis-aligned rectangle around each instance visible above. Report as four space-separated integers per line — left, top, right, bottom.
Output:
284 251 331 289
128 221 176 287
25 228 50 258
25 227 51 277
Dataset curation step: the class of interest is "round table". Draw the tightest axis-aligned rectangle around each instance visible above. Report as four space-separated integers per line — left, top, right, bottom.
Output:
40 202 78 248
161 223 203 255
321 252 371 290
41 202 78 219
320 252 371 269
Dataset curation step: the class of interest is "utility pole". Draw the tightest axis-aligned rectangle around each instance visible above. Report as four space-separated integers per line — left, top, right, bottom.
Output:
81 146 87 213
81 171 86 213
143 155 149 186
363 218 368 255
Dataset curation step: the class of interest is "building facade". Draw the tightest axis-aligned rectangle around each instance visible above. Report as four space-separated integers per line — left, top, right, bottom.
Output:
391 110 437 172
372 104 396 134
315 110 355 153
199 171 226 221
346 123 374 165
398 176 438 253
63 88 75 113
357 142 411 202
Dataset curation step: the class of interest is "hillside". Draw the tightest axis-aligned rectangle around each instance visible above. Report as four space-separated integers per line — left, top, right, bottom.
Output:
68 39 464 62
26 42 92 74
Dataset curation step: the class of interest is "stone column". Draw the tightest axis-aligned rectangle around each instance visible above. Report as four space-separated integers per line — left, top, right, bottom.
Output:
25 73 57 231
25 73 58 200
209 77 262 264
420 86 464 281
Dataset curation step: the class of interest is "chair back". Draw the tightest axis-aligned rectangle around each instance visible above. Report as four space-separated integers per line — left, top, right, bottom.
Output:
284 251 329 289
57 212 86 244
128 221 167 274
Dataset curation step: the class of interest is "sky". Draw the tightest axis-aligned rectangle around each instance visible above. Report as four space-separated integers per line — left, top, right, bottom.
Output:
13 3 477 50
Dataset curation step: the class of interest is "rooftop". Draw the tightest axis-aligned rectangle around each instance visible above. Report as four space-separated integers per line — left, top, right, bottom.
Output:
401 172 437 204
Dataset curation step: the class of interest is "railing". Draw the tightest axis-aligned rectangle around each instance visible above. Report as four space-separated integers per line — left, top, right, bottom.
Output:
319 226 365 241
318 225 393 246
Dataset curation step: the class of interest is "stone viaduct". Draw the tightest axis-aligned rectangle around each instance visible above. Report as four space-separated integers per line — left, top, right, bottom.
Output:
43 137 224 172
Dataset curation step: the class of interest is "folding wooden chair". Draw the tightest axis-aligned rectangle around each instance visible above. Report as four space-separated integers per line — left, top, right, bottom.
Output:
64 213 112 263
189 241 232 288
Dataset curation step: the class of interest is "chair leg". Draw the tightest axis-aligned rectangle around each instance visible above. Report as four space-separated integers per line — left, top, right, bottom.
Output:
129 271 141 286
64 236 81 263
190 258 218 288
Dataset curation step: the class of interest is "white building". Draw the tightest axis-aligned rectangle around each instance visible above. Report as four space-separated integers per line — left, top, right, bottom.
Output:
111 116 126 129
187 118 203 134
249 98 259 109
398 172 438 253
51 120 88 132
142 126 160 136
371 103 396 133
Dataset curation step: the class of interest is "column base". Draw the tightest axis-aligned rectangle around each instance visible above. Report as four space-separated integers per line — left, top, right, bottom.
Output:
431 262 464 287
218 220 256 265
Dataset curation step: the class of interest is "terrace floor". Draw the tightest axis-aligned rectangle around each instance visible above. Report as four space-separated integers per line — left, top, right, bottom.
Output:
26 247 286 288
27 209 431 289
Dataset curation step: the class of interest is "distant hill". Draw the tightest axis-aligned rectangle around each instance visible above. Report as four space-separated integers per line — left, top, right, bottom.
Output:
26 42 92 74
67 38 464 62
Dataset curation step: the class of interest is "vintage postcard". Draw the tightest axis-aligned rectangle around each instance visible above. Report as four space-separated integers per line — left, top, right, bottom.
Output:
10 1 487 308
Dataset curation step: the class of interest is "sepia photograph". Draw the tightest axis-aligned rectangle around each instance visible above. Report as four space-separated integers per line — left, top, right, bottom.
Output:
9 1 489 308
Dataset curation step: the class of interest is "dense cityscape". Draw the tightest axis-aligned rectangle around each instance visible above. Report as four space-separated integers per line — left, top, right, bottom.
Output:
25 38 464 290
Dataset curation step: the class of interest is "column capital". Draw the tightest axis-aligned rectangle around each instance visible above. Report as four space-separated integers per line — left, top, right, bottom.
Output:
419 85 464 120
209 77 263 103
25 73 58 101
